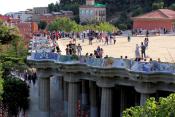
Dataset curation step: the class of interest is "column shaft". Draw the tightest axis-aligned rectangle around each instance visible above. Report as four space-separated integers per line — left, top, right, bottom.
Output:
68 82 79 117
140 93 150 106
82 80 88 105
89 81 98 117
58 76 63 101
64 81 68 117
100 87 112 117
120 88 125 117
39 78 50 117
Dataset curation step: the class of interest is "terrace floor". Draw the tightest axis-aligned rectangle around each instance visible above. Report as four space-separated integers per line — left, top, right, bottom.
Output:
57 35 175 63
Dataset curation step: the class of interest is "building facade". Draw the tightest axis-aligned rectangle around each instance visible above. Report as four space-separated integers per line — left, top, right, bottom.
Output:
32 11 74 24
79 0 106 24
33 7 48 15
17 22 38 43
133 9 175 31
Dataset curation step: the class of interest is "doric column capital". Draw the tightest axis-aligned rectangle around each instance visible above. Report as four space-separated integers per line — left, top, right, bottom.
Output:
63 73 80 83
135 82 157 94
96 78 115 88
37 68 53 78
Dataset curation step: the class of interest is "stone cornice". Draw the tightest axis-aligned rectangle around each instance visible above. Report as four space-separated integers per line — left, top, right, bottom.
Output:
27 60 175 92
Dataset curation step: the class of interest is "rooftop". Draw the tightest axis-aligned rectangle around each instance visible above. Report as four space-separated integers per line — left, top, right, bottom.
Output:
133 9 175 20
80 2 106 8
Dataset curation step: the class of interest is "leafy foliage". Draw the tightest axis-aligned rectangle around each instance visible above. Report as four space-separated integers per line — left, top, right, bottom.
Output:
38 21 47 30
48 17 79 32
152 1 164 10
2 77 29 116
0 26 20 44
0 22 29 116
0 25 27 72
115 12 132 30
169 3 175 10
123 93 175 117
96 22 117 32
48 17 117 32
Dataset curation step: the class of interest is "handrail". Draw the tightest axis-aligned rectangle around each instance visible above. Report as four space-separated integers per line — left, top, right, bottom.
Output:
27 53 175 74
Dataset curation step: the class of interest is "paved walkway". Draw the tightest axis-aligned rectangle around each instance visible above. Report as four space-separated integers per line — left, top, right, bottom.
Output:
57 36 175 63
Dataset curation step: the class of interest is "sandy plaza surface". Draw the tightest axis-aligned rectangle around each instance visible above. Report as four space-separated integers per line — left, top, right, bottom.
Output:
57 35 175 63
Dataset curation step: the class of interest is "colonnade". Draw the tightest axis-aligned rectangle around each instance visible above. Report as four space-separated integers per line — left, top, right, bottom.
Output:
37 71 154 117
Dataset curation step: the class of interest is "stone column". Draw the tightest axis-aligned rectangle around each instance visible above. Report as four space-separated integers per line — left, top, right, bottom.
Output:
39 77 50 117
54 75 64 117
58 75 63 101
97 79 115 117
68 82 79 117
140 93 150 106
135 83 156 106
120 88 126 117
82 80 88 106
63 81 68 117
89 81 98 117
100 87 112 117
63 73 80 117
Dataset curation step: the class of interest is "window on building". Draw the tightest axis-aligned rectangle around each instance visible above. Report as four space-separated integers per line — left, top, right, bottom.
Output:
85 10 89 15
90 10 93 15
88 10 90 15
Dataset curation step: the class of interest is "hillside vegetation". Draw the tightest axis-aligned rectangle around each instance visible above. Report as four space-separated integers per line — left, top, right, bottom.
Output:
48 0 175 29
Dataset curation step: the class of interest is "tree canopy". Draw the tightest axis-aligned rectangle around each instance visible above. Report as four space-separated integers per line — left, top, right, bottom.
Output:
38 21 47 30
123 93 175 117
0 21 29 116
48 17 117 32
2 77 29 117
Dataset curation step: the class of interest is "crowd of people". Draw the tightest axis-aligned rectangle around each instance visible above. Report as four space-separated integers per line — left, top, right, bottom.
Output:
11 70 37 86
28 29 175 73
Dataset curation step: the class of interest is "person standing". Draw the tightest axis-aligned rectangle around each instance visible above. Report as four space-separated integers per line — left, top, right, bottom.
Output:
135 44 140 61
104 36 108 45
144 38 149 49
113 36 116 45
128 34 131 42
77 44 82 56
141 42 146 59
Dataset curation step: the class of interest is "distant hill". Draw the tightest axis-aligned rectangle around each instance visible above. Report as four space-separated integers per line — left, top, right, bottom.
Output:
48 0 175 29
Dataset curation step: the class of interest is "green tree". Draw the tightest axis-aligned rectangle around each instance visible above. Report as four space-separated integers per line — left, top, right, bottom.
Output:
170 3 175 10
2 77 29 117
0 19 28 115
48 17 81 32
48 3 55 13
132 6 143 17
0 26 19 44
96 22 117 32
38 21 47 30
0 22 27 76
123 93 175 117
116 12 132 30
152 1 164 10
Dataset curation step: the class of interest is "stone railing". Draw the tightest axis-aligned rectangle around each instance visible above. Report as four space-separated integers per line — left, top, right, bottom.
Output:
27 52 175 74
